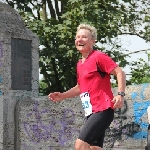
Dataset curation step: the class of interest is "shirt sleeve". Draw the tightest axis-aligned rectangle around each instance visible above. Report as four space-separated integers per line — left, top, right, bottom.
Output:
96 52 118 74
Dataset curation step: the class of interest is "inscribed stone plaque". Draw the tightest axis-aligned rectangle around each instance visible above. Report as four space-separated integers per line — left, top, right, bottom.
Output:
11 38 32 90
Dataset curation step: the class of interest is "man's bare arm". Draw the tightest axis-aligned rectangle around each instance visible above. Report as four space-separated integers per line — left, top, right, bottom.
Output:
62 84 80 99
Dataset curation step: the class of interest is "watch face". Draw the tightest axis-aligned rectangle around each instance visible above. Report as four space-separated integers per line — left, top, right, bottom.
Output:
118 92 125 96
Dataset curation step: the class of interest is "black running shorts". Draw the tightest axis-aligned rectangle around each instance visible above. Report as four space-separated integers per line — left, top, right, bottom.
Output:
78 107 114 148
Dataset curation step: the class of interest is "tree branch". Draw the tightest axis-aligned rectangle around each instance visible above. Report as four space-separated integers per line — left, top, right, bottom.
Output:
119 32 146 40
54 0 61 20
46 0 56 19
42 0 47 21
122 49 150 56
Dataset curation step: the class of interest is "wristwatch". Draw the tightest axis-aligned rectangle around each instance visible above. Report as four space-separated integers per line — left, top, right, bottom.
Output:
118 92 125 97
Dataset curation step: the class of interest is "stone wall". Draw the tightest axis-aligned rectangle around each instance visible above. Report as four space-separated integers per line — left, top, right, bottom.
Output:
0 2 39 150
16 83 150 150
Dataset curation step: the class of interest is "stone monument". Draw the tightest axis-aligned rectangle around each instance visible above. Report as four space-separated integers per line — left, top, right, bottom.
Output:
0 2 39 150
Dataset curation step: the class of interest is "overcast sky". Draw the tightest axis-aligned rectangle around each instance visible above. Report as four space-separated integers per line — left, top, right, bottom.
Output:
120 35 150 77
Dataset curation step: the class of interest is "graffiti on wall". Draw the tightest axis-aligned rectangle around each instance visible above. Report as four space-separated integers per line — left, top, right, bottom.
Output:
22 100 140 149
23 101 80 149
104 100 140 148
131 83 150 139
104 83 150 147
22 83 150 149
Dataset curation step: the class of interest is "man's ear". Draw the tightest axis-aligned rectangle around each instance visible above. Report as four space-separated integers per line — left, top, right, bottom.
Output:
92 39 96 45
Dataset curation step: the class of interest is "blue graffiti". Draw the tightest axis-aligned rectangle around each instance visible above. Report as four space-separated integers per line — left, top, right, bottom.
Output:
132 101 150 139
0 41 3 68
0 75 2 83
131 83 149 100
131 83 150 139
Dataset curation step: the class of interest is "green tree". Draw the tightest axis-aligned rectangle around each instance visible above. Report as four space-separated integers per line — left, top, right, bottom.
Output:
129 53 150 84
6 0 150 95
39 79 48 95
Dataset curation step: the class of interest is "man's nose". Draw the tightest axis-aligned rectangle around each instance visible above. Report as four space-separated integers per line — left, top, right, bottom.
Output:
77 37 83 41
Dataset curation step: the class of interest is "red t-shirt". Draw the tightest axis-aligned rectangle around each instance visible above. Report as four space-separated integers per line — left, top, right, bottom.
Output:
77 50 118 113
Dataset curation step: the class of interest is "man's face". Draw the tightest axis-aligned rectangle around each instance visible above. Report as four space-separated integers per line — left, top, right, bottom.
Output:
75 29 95 53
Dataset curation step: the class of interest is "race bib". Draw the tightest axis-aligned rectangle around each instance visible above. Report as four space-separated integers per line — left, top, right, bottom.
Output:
80 92 92 116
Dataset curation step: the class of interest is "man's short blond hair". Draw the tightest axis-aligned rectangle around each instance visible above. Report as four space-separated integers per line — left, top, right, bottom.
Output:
76 24 97 41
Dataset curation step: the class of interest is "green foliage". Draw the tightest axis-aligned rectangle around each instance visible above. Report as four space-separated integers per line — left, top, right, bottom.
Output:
129 57 150 84
6 0 150 95
39 79 48 95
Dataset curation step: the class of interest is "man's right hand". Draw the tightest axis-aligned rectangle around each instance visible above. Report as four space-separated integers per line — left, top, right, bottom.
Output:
48 92 65 102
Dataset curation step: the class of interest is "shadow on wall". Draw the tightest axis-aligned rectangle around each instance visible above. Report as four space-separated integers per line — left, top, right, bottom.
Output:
104 101 141 148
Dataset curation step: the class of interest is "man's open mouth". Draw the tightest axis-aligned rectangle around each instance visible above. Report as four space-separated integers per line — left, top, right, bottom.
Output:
79 44 85 46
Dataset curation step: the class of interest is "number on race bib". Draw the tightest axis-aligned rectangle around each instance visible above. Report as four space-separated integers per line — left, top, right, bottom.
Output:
82 101 89 109
80 92 92 116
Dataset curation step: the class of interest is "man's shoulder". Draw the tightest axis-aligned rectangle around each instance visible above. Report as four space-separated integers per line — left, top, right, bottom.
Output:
93 50 106 57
